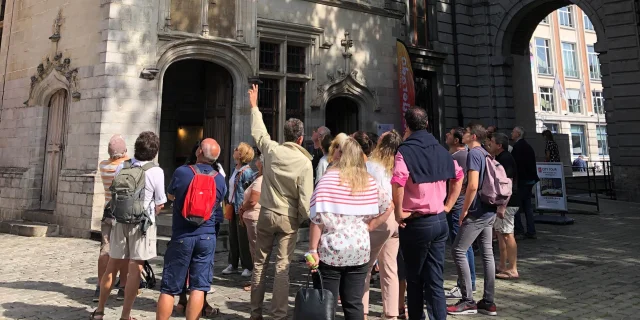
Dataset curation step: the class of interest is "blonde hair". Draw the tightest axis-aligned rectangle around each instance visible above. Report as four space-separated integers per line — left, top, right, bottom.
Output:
335 137 370 194
235 142 255 164
328 133 349 164
369 130 403 176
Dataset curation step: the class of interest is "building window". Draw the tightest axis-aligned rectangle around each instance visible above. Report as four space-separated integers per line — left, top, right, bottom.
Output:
587 45 601 80
539 87 555 112
558 6 574 28
592 90 604 114
535 38 553 75
409 0 428 47
571 124 587 156
543 123 559 134
562 42 579 78
597 125 609 156
259 42 280 72
285 81 305 120
583 13 594 31
286 46 306 74
258 38 311 140
567 89 582 114
258 78 280 138
540 15 550 24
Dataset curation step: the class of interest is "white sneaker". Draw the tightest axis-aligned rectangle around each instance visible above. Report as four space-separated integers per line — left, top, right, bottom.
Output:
222 264 236 275
445 286 463 299
241 269 252 277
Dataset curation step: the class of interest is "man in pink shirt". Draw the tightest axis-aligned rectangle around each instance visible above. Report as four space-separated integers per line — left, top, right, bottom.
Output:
392 107 463 320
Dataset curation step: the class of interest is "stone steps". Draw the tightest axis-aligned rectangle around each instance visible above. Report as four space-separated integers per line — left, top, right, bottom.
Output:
0 220 60 237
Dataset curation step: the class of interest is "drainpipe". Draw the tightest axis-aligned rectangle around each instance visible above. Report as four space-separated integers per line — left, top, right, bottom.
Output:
451 0 464 126
0 0 17 123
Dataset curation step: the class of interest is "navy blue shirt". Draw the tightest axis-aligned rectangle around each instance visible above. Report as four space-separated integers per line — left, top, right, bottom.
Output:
167 164 227 240
466 147 497 218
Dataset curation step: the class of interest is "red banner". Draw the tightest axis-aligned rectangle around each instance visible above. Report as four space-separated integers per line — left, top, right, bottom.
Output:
396 40 415 133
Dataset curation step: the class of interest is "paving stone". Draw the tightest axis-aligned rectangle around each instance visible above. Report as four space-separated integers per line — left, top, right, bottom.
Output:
1 204 640 319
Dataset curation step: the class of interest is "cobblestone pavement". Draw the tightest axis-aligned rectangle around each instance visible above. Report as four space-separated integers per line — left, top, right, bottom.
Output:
1 201 640 319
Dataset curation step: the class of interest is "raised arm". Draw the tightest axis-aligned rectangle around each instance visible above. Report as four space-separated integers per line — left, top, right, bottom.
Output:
249 84 278 154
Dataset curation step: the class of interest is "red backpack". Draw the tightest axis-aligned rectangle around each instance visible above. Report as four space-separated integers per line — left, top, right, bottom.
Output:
181 165 218 226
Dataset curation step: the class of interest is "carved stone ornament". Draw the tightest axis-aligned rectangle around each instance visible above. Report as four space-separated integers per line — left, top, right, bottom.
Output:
24 53 81 106
49 9 63 42
311 68 379 111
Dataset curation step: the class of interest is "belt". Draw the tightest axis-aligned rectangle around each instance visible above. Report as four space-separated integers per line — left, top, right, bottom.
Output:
403 211 442 221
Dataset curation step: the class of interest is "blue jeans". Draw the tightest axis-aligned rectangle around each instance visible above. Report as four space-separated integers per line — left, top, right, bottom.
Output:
515 182 536 235
399 212 448 320
447 209 476 290
160 234 217 295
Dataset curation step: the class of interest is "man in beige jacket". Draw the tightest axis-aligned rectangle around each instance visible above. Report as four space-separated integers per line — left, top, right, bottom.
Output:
248 84 313 320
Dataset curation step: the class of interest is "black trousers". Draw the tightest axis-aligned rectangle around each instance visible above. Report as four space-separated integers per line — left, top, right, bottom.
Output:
313 262 369 320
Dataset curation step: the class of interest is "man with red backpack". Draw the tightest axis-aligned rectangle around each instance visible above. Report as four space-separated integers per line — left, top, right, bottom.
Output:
156 138 227 320
447 123 511 317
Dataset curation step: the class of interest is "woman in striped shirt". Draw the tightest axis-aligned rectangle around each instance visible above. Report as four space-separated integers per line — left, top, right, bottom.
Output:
307 137 393 320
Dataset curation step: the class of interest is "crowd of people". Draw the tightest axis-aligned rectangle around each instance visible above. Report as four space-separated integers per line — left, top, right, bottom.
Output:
90 84 545 320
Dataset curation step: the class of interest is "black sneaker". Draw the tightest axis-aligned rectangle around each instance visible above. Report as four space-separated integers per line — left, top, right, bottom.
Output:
116 288 125 301
92 286 100 302
447 300 477 315
477 299 497 316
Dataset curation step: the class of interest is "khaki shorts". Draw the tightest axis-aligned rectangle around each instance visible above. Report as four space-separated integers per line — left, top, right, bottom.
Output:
494 207 518 234
109 222 157 261
100 219 113 256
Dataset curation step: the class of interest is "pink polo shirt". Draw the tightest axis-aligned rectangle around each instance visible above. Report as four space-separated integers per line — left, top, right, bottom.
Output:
391 152 464 214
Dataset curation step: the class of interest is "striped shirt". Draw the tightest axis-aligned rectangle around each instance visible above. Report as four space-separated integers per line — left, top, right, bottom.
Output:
310 169 391 266
99 157 129 203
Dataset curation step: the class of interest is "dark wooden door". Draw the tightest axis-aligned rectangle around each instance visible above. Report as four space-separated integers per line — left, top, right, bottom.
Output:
326 97 359 135
204 63 233 174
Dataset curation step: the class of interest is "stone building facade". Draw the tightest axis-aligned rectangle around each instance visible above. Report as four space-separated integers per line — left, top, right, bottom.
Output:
1 0 639 237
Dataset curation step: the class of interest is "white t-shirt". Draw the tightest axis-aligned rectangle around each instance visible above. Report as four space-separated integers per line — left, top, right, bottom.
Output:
366 161 392 197
115 158 167 224
315 155 329 185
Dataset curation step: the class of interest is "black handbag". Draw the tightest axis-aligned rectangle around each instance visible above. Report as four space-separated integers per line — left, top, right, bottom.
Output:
293 270 335 320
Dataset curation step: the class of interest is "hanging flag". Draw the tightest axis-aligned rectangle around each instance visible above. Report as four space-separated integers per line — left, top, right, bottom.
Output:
396 40 415 132
530 41 537 93
554 74 567 102
579 80 587 99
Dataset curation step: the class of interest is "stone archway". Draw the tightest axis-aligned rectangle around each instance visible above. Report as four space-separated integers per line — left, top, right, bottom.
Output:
155 39 254 170
473 0 640 200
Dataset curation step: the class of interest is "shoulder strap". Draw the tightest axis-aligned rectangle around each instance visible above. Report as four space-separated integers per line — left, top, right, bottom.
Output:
141 162 156 171
189 165 202 175
123 160 132 169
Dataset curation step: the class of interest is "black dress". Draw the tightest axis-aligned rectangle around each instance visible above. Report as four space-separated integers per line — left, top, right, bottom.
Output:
545 140 561 162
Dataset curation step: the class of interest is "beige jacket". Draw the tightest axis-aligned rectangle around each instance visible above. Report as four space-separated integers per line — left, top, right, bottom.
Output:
251 108 313 220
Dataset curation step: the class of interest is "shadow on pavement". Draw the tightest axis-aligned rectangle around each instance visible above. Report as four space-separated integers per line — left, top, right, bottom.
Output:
1 302 87 320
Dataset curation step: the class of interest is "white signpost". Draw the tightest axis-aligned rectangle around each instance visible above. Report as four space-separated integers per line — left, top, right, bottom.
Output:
534 162 574 224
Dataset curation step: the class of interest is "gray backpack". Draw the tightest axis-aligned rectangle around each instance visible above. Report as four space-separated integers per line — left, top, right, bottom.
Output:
110 160 156 224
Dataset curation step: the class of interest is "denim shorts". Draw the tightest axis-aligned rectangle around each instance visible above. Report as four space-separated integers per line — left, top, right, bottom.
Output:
160 234 216 295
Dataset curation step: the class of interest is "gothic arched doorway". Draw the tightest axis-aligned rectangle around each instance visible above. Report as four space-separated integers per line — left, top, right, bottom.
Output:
325 97 359 135
41 89 69 210
159 60 233 183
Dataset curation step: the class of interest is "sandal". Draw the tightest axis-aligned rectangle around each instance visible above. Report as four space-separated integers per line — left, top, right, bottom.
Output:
202 305 220 318
496 271 520 280
90 310 104 320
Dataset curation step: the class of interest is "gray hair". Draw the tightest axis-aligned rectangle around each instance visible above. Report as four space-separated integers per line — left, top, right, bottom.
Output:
201 143 219 162
514 126 525 138
492 133 510 151
284 118 304 142
317 126 331 139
